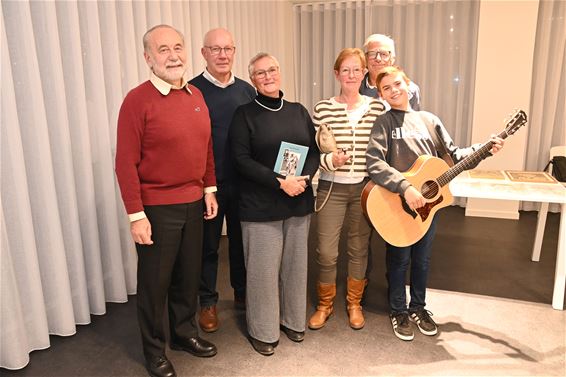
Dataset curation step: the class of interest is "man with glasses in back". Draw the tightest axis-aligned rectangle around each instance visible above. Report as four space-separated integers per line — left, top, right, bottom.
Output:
360 34 421 111
360 34 422 305
190 28 256 333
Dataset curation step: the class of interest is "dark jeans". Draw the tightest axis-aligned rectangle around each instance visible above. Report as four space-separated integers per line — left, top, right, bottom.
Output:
385 218 437 314
136 201 203 359
200 182 246 307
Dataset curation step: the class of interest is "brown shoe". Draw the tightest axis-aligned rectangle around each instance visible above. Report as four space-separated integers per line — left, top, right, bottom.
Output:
198 305 218 333
308 282 336 330
346 277 366 330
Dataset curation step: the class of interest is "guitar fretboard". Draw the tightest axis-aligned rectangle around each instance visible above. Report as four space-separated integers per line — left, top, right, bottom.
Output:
437 129 509 188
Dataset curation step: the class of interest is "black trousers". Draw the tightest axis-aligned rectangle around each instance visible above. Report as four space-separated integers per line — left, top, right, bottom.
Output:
136 201 203 359
200 182 246 306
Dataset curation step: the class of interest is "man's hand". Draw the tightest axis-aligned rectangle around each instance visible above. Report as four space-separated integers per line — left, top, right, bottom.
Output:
204 192 218 220
131 217 153 245
489 135 505 155
404 186 426 211
277 175 308 197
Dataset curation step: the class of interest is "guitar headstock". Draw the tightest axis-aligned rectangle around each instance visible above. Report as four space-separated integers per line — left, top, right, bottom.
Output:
504 109 527 136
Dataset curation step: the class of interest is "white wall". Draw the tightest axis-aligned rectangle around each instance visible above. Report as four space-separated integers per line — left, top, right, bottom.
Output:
187 1 297 100
465 0 539 219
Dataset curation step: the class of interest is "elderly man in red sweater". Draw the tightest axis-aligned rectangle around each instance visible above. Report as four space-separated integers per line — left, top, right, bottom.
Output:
115 24 218 377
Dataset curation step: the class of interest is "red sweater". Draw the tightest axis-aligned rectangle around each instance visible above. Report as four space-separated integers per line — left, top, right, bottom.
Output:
115 81 216 214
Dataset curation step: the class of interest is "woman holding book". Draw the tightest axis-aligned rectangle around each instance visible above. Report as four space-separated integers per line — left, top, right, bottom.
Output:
309 48 386 331
229 52 319 356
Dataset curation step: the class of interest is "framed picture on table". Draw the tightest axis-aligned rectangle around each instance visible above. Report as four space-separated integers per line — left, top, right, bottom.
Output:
505 171 558 184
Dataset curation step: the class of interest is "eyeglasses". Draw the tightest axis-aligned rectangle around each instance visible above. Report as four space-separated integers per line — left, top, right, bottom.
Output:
253 66 279 80
205 46 235 56
339 67 364 77
365 50 392 61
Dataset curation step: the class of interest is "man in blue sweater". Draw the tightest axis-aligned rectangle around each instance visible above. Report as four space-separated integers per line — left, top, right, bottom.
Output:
360 34 421 111
190 28 256 333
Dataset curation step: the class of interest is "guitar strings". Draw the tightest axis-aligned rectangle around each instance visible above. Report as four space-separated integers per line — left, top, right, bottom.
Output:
420 111 526 198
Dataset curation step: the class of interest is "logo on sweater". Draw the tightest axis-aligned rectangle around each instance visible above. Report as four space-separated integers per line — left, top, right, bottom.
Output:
194 107 201 112
392 127 428 140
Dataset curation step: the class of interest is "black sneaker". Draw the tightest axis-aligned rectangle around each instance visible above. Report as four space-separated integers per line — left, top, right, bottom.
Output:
409 309 438 336
389 313 414 341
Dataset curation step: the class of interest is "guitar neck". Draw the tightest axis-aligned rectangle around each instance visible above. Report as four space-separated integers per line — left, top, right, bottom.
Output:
437 129 509 187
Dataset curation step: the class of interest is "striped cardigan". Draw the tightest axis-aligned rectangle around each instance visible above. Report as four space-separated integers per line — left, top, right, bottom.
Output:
313 96 386 179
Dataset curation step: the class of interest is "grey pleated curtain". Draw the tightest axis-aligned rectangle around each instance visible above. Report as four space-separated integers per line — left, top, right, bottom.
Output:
293 0 480 149
293 0 480 208
293 0 565 210
523 0 566 212
1 0 565 371
1 0 293 370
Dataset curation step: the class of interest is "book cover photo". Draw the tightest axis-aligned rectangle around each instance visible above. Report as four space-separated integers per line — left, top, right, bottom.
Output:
273 141 309 177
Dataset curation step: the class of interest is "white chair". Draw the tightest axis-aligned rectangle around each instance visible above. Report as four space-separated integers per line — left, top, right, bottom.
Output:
532 145 566 261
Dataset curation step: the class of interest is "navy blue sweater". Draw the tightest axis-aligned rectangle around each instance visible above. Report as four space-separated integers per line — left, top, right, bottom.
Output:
190 73 256 183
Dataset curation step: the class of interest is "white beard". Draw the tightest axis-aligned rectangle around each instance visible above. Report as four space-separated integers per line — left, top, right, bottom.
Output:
152 62 186 85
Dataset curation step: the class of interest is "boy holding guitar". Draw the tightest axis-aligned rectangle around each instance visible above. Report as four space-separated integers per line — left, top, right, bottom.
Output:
365 66 505 341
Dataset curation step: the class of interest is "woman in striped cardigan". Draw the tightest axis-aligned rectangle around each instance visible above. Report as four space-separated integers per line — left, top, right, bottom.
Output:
309 48 386 331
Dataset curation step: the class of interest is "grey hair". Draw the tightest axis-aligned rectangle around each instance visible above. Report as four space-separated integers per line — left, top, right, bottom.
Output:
363 33 396 57
248 52 280 77
143 24 185 52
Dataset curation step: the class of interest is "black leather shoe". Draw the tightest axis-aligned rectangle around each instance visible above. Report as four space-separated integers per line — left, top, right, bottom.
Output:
170 337 217 357
248 336 274 356
145 355 176 377
280 325 305 342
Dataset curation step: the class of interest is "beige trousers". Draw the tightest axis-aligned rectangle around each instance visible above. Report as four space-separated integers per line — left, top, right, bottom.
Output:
315 179 372 283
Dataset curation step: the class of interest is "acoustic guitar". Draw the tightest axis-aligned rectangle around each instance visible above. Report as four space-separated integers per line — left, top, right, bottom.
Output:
361 109 527 247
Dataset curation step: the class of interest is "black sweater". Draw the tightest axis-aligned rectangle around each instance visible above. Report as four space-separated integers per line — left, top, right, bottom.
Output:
229 92 320 222
189 73 256 183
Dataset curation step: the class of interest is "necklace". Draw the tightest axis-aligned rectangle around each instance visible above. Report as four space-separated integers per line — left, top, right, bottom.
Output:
255 98 283 112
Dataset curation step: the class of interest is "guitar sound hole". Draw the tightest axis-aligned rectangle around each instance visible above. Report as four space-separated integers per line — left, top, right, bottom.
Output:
421 180 439 199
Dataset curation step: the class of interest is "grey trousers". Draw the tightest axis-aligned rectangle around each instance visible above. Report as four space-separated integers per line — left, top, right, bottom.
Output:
241 215 310 343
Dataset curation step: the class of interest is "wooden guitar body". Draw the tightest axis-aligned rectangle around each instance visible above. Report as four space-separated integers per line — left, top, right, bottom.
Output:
361 109 527 248
361 155 453 247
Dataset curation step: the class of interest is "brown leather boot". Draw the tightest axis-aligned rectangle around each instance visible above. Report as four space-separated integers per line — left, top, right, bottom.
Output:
198 305 219 333
308 282 336 330
346 277 366 330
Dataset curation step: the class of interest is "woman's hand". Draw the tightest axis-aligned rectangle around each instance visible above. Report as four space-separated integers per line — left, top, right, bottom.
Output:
332 149 350 168
278 175 309 197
